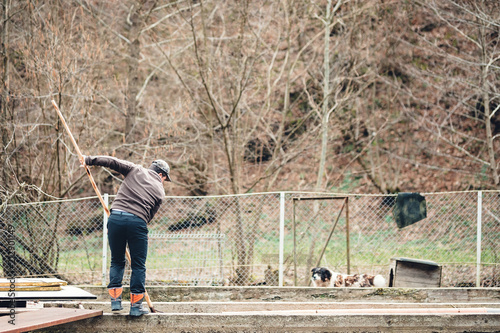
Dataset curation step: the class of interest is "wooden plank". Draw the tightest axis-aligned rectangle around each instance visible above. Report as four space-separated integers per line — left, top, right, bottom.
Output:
0 286 61 292
0 308 102 333
0 278 67 287
0 286 97 301
0 284 63 289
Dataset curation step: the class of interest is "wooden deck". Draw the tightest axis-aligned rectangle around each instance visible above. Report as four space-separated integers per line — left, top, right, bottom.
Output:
0 308 102 333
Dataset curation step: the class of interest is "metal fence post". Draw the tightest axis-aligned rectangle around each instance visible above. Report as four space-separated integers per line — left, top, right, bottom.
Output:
476 191 482 287
102 193 109 286
279 192 285 287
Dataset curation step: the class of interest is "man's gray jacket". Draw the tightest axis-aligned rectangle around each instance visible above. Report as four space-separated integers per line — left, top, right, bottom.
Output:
85 156 165 223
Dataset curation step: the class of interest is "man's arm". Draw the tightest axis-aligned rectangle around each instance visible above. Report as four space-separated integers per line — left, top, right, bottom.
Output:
85 156 136 177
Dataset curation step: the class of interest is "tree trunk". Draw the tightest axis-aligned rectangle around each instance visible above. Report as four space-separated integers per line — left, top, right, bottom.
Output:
480 26 499 186
125 3 142 143
1 0 11 186
315 0 332 192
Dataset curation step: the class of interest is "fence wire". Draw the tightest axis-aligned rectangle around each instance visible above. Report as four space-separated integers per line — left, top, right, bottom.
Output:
0 197 103 284
1 191 498 287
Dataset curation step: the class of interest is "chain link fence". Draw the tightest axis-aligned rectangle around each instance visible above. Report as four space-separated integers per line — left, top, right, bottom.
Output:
0 197 104 284
1 191 499 287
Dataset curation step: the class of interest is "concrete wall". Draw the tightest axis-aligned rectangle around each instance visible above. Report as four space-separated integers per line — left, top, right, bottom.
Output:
38 312 500 333
35 287 500 333
80 285 500 303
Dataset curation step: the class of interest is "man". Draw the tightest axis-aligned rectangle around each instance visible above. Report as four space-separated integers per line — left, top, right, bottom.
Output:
82 156 171 316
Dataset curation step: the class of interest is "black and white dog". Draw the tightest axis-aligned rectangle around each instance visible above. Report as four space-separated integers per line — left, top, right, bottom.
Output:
311 267 386 288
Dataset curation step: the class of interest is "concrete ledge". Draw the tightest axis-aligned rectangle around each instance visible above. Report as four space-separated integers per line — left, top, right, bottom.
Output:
35 312 500 333
79 286 500 303
43 301 500 313
33 287 500 332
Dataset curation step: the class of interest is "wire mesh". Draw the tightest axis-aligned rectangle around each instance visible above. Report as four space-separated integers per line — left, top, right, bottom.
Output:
481 192 500 287
1 191 499 287
122 233 226 286
287 192 483 287
140 193 282 286
0 198 104 284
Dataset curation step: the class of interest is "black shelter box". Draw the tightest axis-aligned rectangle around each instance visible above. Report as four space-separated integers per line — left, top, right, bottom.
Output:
392 192 427 228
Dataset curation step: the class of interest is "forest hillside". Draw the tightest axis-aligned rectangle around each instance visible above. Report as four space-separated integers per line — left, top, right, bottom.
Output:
1 0 499 203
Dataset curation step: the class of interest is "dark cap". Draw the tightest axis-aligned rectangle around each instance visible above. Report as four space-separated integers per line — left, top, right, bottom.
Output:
151 160 172 182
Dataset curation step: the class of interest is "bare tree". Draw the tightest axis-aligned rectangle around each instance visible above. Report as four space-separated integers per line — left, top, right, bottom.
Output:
397 0 500 189
314 0 344 192
143 0 327 284
0 0 13 188
3 0 497 203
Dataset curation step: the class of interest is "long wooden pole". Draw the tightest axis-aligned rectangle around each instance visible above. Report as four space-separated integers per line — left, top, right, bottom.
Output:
51 100 158 313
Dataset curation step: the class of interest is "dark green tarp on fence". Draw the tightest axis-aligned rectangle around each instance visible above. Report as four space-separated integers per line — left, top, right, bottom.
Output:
392 192 427 228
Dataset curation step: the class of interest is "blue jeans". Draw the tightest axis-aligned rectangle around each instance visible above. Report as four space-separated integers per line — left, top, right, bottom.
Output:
107 211 148 294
